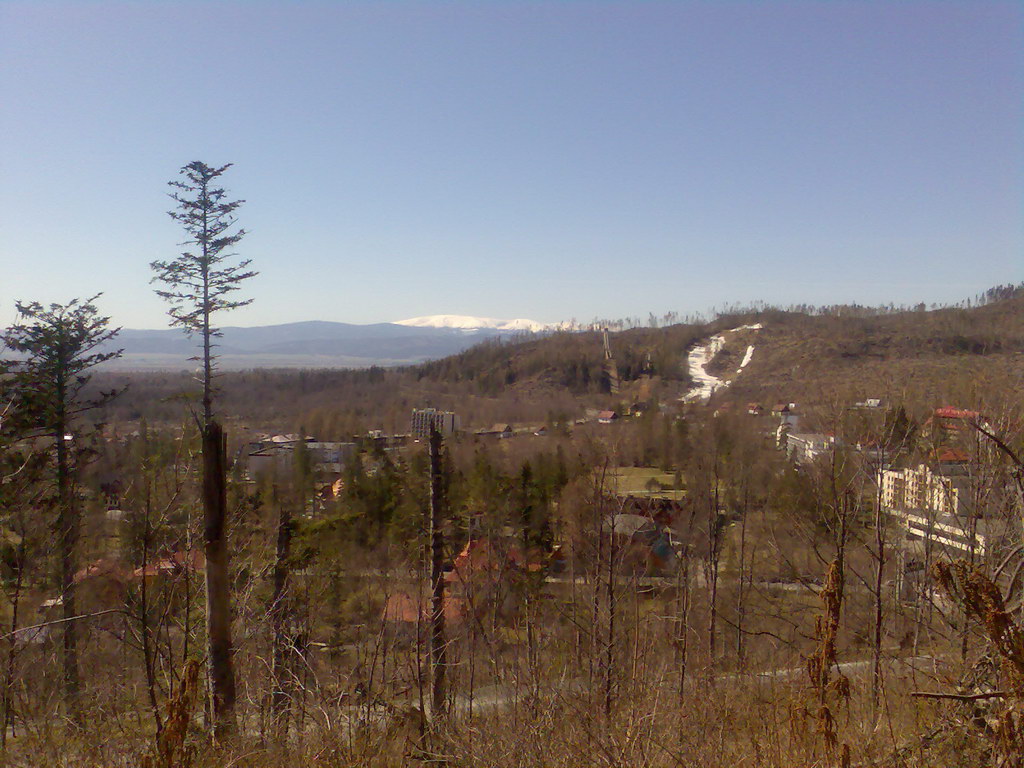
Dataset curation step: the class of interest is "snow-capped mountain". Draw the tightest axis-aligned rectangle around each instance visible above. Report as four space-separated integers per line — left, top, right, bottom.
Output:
394 315 552 332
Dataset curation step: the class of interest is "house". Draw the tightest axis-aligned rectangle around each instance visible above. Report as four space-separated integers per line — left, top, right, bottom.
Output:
305 441 357 474
445 537 543 585
479 424 514 439
631 402 651 417
247 444 292 476
853 398 883 409
597 410 618 424
73 559 131 614
38 558 131 635
746 403 764 416
603 513 676 574
448 537 543 621
383 536 543 637
619 495 686 526
132 550 205 581
247 438 356 478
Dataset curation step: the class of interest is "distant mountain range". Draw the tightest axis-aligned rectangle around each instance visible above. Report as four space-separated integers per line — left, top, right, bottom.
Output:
395 315 553 332
101 316 552 370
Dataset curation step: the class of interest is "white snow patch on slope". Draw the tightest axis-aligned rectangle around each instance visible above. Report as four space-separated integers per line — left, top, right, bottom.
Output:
737 345 755 373
682 325 762 403
394 315 551 332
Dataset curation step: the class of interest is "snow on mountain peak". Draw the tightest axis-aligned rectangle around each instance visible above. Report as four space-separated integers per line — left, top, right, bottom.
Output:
394 315 551 332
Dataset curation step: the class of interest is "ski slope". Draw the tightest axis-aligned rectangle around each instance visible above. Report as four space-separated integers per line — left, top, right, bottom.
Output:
681 324 762 403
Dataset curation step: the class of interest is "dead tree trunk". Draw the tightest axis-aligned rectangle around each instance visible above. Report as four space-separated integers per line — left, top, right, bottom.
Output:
735 494 748 666
141 479 162 736
707 461 721 669
604 507 617 719
270 488 294 735
676 550 690 704
55 408 80 717
1 528 26 747
871 454 886 714
203 420 236 738
428 425 447 721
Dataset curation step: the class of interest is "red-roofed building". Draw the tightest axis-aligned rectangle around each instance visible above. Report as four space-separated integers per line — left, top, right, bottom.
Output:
382 592 469 628
933 406 981 422
132 550 205 581
924 406 987 449
445 538 543 586
73 558 129 586
932 447 971 464
41 559 131 624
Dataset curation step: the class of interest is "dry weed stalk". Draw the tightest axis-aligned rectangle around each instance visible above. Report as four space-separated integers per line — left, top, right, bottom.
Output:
933 560 1024 766
933 560 1024 675
143 658 201 768
806 559 851 764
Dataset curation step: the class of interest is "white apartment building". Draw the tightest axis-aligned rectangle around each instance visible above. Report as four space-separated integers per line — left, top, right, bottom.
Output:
410 408 460 439
881 463 982 556
785 432 833 464
881 464 969 518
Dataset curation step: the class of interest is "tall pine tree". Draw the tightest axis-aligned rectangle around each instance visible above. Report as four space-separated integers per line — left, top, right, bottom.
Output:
151 162 256 738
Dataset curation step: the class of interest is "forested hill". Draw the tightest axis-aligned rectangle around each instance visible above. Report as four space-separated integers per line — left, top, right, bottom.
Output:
409 289 1024 406
714 293 1024 405
90 290 1024 433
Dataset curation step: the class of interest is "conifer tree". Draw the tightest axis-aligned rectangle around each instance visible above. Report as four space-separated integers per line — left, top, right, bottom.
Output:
151 161 256 738
151 162 255 425
0 296 121 715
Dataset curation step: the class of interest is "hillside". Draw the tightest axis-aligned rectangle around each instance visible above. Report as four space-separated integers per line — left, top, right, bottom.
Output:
89 292 1024 432
406 293 1024 412
711 296 1024 407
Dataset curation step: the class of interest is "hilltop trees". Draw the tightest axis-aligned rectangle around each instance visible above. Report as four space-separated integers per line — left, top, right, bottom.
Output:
0 296 121 714
152 161 256 738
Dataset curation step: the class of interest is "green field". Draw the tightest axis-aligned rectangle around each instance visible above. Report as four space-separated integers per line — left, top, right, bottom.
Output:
604 466 685 499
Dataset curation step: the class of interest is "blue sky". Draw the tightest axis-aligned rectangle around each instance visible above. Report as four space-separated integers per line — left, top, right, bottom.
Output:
2 1 1021 329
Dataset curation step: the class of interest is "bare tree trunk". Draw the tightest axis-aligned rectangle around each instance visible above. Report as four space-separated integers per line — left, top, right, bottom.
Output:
707 462 721 669
603 507 617 720
182 490 194 670
1 529 26 748
427 426 447 721
590 489 603 703
203 420 236 739
570 538 581 672
141 480 162 736
677 552 690 704
871 455 885 714
735 491 748 666
55 410 80 718
270 489 294 736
